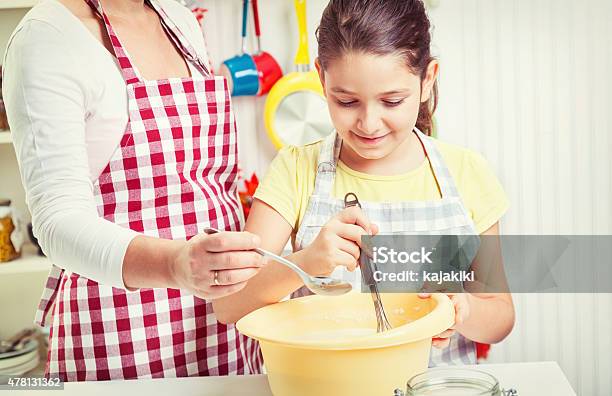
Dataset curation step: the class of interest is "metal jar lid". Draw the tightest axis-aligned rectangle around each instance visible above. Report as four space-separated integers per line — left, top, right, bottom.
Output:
394 367 518 396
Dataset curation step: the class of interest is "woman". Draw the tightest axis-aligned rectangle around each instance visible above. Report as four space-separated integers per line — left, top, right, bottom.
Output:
3 0 264 381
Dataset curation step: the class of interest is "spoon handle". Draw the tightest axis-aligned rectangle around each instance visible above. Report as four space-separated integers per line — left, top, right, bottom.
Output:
202 227 310 281
253 248 310 280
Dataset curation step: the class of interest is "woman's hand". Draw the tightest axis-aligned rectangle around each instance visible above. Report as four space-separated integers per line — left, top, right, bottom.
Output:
418 293 471 349
169 231 265 300
299 206 379 276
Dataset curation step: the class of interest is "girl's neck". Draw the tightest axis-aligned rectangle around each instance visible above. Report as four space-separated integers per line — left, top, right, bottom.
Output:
339 130 427 176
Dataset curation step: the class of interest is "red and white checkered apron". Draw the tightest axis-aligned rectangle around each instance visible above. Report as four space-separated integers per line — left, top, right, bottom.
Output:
33 0 262 381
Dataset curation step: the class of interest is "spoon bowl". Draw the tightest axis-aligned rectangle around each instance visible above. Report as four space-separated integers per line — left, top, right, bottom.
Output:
310 276 353 296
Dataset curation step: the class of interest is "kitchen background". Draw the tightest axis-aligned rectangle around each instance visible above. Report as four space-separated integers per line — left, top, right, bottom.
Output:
0 0 610 394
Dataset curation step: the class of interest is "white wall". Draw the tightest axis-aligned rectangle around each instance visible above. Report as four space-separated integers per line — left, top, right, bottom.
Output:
428 2 612 395
201 1 612 395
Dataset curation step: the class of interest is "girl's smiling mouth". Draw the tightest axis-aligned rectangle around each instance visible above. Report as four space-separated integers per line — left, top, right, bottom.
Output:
351 131 391 146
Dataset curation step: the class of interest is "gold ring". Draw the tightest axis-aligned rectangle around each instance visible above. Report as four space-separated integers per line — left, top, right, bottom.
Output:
213 270 220 286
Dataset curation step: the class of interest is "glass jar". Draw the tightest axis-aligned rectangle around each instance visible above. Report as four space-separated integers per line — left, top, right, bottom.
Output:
0 199 21 262
394 367 518 396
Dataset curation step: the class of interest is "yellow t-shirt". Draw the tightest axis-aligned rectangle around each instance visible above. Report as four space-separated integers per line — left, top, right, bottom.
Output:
254 138 509 235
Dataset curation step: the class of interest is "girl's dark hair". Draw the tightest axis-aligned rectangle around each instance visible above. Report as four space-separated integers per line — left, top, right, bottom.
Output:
316 0 437 136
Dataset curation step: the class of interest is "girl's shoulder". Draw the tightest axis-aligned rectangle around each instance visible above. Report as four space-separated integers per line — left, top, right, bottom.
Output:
430 138 493 179
274 139 326 169
430 138 509 232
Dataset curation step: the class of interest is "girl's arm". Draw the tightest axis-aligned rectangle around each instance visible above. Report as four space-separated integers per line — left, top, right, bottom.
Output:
454 222 515 344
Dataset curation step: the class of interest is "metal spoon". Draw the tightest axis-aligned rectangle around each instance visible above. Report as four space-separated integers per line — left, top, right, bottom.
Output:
203 227 352 296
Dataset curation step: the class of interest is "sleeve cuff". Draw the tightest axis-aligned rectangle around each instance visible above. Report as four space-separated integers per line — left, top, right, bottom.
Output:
253 190 296 230
474 200 510 234
107 226 141 291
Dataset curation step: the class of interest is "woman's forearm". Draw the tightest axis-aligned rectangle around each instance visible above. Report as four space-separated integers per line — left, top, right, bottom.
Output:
211 198 305 324
122 235 184 290
212 249 309 324
457 293 515 344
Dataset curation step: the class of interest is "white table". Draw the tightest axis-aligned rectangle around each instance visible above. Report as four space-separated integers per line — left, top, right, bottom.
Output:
11 361 576 396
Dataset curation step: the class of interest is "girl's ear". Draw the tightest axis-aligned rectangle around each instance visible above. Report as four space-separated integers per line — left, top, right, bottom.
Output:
420 60 439 103
314 57 327 96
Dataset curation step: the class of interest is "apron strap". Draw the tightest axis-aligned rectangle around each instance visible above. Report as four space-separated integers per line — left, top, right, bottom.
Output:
413 128 461 199
84 0 141 84
312 131 341 198
146 0 211 77
83 0 211 84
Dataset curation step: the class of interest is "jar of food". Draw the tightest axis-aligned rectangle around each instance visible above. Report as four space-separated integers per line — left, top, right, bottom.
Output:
0 199 21 262
394 367 518 396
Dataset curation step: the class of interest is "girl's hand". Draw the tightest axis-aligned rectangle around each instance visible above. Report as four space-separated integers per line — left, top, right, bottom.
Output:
300 206 379 276
169 231 265 300
418 293 471 349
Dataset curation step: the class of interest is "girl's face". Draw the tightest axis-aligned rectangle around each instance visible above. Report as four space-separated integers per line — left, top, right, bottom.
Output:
316 52 437 162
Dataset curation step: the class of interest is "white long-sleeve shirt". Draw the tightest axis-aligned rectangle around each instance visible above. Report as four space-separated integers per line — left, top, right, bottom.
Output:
2 0 211 289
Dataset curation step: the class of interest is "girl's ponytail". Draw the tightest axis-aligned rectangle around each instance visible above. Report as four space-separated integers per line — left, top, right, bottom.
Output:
417 79 438 136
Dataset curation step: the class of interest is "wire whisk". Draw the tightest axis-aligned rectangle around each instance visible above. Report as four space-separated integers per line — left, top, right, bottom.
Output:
344 192 392 333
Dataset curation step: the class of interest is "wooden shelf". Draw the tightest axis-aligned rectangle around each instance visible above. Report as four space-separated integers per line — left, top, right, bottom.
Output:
0 130 11 145
0 0 37 10
0 243 50 275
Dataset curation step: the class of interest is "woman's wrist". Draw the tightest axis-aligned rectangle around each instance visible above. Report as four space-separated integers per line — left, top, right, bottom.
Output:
162 239 185 289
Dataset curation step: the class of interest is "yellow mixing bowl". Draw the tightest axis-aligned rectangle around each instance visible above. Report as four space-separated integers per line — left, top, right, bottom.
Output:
236 292 454 396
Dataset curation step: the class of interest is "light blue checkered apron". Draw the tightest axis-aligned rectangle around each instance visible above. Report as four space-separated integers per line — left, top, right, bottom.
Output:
293 128 478 366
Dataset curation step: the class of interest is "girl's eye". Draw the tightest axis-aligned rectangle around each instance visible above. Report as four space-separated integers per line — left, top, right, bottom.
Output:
336 99 358 107
383 99 404 107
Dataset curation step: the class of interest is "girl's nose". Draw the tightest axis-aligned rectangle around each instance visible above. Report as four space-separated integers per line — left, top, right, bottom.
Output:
356 106 384 135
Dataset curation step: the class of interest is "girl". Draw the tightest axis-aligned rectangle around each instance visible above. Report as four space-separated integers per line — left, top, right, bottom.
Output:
213 0 515 365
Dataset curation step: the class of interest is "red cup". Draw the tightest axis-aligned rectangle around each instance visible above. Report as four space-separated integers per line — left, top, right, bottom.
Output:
253 51 283 96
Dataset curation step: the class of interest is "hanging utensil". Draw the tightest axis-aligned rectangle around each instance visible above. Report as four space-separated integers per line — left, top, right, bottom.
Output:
263 0 334 149
219 0 259 96
250 0 283 96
